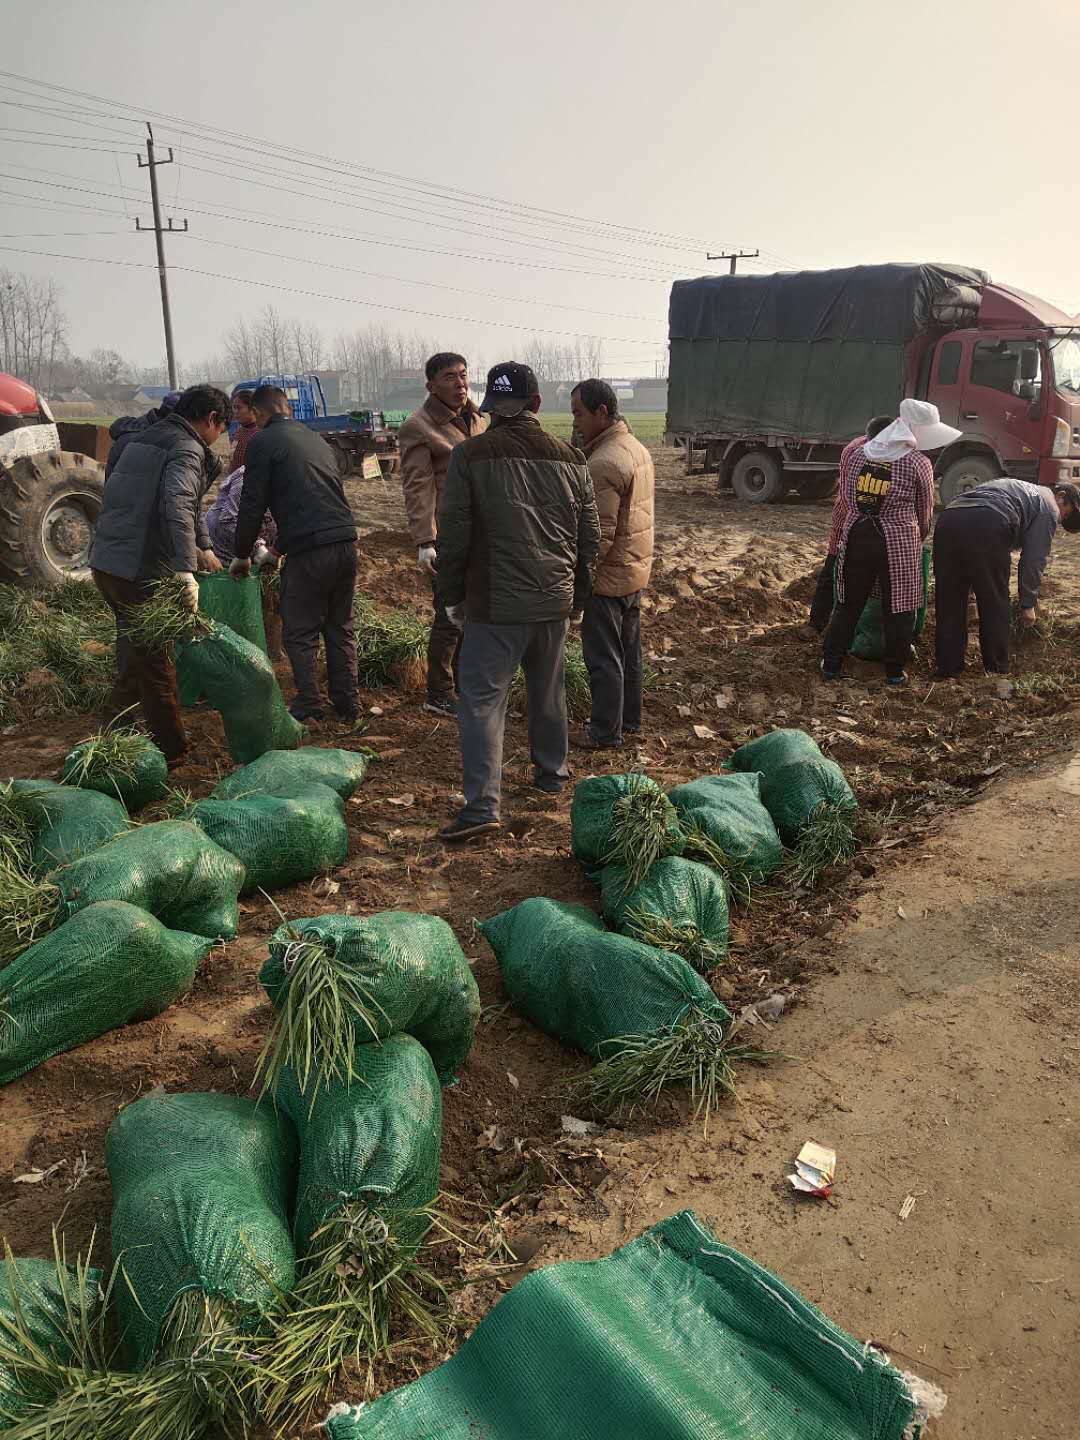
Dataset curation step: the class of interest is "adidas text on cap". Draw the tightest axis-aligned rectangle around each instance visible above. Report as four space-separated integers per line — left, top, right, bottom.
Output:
479 361 540 417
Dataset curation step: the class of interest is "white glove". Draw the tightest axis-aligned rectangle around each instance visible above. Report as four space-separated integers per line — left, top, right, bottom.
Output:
418 544 437 575
230 555 252 580
177 572 199 613
570 610 584 626
252 542 271 566
445 602 466 629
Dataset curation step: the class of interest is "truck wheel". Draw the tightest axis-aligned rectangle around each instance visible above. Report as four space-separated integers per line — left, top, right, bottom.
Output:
938 454 999 507
325 437 351 477
796 474 837 501
0 451 105 586
731 451 784 504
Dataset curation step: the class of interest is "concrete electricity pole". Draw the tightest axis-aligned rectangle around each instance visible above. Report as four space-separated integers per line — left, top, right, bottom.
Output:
136 123 188 388
706 249 760 275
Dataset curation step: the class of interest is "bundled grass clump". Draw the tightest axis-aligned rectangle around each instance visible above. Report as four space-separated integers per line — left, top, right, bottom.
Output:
604 775 685 894
621 906 721 975
58 719 167 811
0 855 60 969
354 593 428 689
785 801 859 889
680 821 758 906
0 782 36 871
0 583 114 723
123 575 213 652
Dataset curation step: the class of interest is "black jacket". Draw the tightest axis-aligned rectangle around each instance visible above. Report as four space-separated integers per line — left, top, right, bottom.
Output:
437 412 601 624
106 410 167 478
90 412 218 581
234 415 357 559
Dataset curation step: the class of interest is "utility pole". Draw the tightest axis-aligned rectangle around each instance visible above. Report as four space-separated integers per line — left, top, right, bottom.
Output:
136 123 187 388
706 249 760 275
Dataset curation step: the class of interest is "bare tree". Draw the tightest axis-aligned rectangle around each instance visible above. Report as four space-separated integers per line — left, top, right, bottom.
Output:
0 269 69 393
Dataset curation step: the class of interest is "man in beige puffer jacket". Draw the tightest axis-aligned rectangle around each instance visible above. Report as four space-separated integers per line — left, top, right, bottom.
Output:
570 379 655 748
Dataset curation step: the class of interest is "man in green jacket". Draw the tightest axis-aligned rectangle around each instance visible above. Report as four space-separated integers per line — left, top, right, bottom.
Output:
435 362 601 841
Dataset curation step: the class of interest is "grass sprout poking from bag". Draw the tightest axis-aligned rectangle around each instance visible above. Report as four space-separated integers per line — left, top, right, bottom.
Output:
786 802 859 889
124 575 214 651
680 821 756 906
59 719 167 810
604 775 684 894
0 855 60 968
621 907 720 975
0 784 36 872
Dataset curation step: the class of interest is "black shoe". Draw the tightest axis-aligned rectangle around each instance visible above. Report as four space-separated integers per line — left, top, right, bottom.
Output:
333 704 359 723
885 672 909 688
623 724 641 735
423 695 458 718
532 775 565 795
289 706 324 722
571 728 622 751
438 815 501 843
820 661 842 682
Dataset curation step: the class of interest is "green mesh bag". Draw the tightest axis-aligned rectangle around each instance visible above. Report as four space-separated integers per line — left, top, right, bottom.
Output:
668 771 784 881
58 736 168 811
0 1256 103 1424
729 727 823 776
212 746 369 802
50 819 245 939
325 1210 922 1440
480 898 729 1056
599 856 729 971
179 573 267 706
191 784 347 894
9 779 128 874
760 756 857 845
570 773 685 874
260 912 480 1083
849 548 931 662
175 622 302 764
275 1033 443 1257
106 1090 297 1370
0 901 212 1086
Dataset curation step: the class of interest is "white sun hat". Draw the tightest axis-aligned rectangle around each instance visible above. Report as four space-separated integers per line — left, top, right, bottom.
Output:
898 398 962 451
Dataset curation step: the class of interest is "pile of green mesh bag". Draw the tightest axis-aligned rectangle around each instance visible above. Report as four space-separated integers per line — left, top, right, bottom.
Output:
729 727 857 847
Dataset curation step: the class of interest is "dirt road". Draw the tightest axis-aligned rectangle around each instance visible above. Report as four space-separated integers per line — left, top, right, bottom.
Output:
1 450 1078 1436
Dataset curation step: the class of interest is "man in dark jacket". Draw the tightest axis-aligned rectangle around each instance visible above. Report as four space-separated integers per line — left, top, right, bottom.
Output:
436 361 601 841
230 385 359 723
105 391 181 478
90 385 231 763
933 478 1080 676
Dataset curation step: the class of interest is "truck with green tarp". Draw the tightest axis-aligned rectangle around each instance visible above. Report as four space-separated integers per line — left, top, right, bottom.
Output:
666 262 1080 504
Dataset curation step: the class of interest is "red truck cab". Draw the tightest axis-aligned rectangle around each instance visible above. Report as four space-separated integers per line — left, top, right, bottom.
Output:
924 284 1080 503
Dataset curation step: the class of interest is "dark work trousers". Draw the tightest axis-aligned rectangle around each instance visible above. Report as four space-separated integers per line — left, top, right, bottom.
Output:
933 506 1012 675
457 620 570 824
809 554 836 632
428 571 462 702
822 521 916 678
92 569 187 762
279 540 359 717
580 591 643 745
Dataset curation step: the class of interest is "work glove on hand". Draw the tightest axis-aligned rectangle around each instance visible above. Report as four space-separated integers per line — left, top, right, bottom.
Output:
417 545 437 576
176 572 199 613
1019 606 1037 627
198 549 223 574
252 542 273 568
230 556 252 581
445 602 466 629
569 610 584 626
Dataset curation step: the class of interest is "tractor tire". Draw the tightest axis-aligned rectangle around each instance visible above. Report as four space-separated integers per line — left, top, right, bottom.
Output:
730 450 784 504
937 454 999 507
0 450 105 587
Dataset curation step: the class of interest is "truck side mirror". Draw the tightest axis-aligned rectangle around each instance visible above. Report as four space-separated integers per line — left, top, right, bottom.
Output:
1017 380 1036 402
1020 349 1039 382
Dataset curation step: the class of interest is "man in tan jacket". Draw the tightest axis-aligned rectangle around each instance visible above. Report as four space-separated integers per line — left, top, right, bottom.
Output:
570 379 655 748
398 352 487 715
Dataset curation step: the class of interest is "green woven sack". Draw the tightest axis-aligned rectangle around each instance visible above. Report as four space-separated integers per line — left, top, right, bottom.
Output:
179 573 267 706
212 746 369 802
0 1256 103 1425
325 1209 922 1440
570 773 685 874
729 727 822 777
849 548 931 662
106 1090 297 1370
667 771 784 881
260 911 480 1084
191 784 347 894
50 819 245 939
58 735 168 811
9 779 128 874
480 899 728 1059
600 856 729 972
760 756 857 845
0 901 212 1086
175 622 302 764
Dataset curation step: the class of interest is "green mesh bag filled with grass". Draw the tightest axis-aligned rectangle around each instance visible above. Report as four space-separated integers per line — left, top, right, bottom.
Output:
325 1209 927 1440
0 1254 103 1425
49 820 245 939
759 756 857 846
600 856 728 973
258 911 480 1095
0 901 212 1086
211 745 369 802
8 779 127 874
729 727 823 776
58 727 168 811
175 623 301 764
178 573 268 706
481 898 751 1125
570 773 685 885
258 1035 444 1428
191 784 347 894
850 549 931 662
668 771 784 887
106 1090 297 1372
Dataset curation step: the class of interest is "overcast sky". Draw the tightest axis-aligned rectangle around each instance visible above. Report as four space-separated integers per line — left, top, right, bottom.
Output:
3 0 1078 383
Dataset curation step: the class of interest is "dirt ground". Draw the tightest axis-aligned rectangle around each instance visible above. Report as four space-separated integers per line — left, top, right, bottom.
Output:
1 449 1079 1437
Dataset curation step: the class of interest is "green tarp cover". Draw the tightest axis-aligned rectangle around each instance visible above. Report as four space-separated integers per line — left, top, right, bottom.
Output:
325 1209 918 1440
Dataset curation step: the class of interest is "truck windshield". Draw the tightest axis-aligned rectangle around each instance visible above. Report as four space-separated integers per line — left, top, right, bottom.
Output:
1050 336 1080 395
